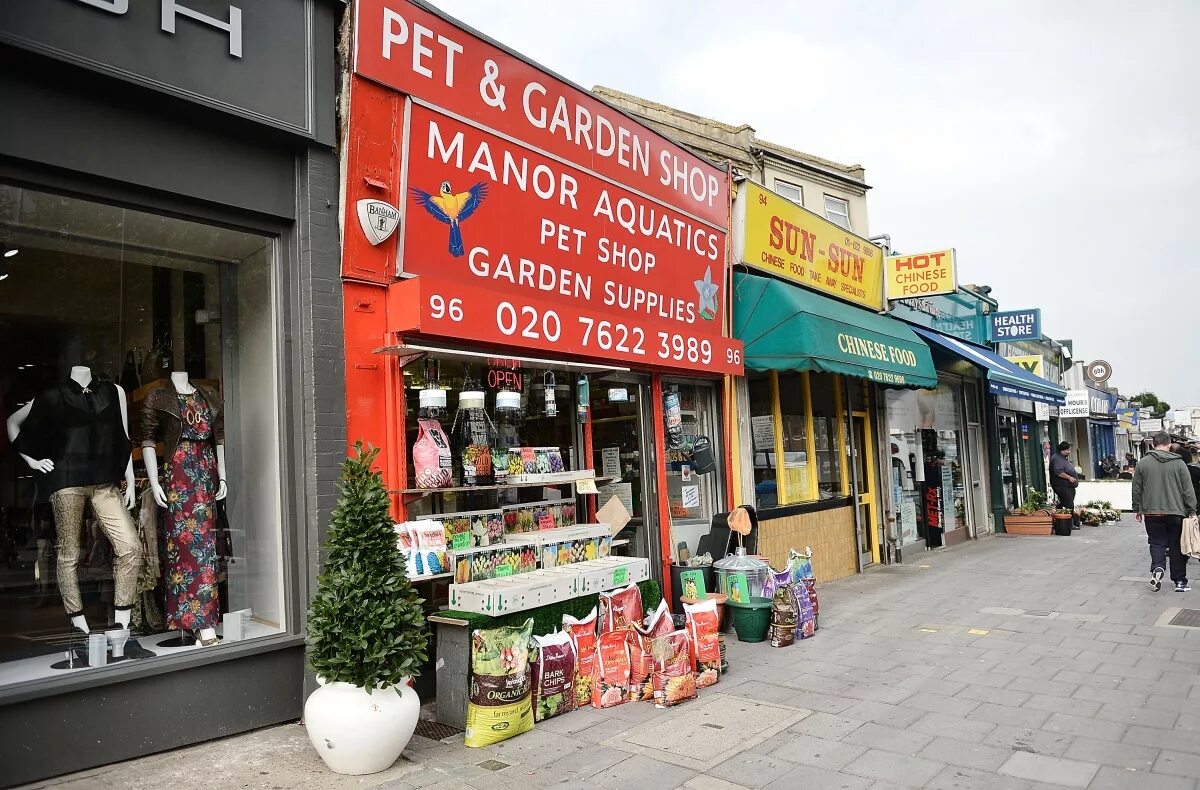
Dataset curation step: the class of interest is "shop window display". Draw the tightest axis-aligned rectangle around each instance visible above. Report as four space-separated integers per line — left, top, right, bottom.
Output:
661 381 722 557
588 376 652 558
778 374 813 503
403 357 581 517
807 375 844 498
0 184 284 684
885 384 966 548
748 373 778 509
750 371 847 509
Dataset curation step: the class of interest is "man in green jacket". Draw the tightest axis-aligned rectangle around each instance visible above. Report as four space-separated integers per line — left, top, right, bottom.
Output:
1133 432 1198 592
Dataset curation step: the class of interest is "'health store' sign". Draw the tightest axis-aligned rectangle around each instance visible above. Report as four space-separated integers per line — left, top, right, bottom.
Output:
990 309 1041 341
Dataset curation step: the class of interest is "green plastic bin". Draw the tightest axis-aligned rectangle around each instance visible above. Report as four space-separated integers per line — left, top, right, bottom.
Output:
728 596 772 643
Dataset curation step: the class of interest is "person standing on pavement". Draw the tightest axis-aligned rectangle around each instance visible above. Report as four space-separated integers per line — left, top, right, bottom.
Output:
1132 432 1198 592
1179 447 1200 506
1049 442 1081 531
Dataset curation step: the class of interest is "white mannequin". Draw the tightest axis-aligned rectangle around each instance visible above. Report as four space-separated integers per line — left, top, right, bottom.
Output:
142 372 227 646
6 366 138 634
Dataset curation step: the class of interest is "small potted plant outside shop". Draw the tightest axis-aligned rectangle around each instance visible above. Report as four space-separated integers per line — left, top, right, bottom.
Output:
1004 487 1053 536
304 445 429 776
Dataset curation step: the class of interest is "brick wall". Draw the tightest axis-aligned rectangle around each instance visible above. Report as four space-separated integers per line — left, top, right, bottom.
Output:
295 144 347 602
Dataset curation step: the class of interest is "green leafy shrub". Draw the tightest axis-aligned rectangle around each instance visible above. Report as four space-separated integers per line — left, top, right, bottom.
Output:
307 444 429 690
1019 487 1048 514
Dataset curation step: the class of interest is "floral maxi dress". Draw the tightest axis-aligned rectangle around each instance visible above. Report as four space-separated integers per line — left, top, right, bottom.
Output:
163 392 220 631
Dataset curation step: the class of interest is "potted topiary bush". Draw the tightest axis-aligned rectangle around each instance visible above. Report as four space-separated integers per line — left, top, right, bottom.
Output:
1004 487 1053 536
304 444 429 775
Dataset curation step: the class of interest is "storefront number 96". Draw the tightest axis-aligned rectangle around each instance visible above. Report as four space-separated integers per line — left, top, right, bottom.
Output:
429 294 464 321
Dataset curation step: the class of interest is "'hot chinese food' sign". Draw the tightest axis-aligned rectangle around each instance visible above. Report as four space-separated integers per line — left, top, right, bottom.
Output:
734 182 884 311
352 0 743 374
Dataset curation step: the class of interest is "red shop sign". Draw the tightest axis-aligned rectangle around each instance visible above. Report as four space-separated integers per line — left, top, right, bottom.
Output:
400 106 741 374
353 0 727 229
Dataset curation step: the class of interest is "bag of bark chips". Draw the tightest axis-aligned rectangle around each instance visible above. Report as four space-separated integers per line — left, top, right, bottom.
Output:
532 632 576 722
465 619 535 747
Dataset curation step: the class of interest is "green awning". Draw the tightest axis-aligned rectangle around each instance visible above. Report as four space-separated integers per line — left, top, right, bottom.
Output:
733 272 938 389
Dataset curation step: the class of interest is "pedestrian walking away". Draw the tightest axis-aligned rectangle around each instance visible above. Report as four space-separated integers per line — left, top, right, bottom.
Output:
1133 432 1198 592
1180 447 1200 506
1049 441 1081 530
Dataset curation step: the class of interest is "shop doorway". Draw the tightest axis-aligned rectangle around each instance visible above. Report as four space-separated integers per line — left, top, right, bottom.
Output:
661 380 726 562
850 409 879 567
590 375 661 574
969 424 989 535
998 411 1020 509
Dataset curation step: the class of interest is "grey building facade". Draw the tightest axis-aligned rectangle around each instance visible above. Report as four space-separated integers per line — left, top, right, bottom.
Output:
0 1 345 784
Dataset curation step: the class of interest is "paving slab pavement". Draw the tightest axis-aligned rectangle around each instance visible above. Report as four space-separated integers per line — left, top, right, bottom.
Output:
21 518 1200 790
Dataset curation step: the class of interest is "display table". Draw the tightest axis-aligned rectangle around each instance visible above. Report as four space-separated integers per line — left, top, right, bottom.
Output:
427 579 661 729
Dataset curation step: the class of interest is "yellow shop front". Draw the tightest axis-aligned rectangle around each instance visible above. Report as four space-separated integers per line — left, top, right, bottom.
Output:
729 183 938 581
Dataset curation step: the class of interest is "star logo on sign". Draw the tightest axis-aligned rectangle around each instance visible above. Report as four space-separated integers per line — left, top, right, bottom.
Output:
694 266 719 321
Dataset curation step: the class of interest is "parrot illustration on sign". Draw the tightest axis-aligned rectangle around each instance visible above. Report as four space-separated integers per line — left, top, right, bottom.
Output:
409 180 488 257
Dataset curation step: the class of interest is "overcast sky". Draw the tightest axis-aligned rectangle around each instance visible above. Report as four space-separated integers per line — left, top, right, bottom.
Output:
432 0 1200 405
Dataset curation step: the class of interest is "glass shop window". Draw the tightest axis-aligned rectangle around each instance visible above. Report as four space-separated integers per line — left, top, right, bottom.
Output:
809 374 844 498
748 371 847 509
662 380 724 558
777 373 813 504
401 357 580 517
747 372 777 510
0 184 283 686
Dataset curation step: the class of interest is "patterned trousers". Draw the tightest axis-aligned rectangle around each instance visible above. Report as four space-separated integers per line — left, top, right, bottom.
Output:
50 484 141 616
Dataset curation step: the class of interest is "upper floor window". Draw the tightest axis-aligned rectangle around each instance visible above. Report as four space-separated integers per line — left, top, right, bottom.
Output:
824 195 851 230
774 180 803 206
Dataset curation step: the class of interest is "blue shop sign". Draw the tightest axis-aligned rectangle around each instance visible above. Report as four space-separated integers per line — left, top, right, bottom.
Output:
890 291 988 345
1088 387 1117 416
990 309 1041 342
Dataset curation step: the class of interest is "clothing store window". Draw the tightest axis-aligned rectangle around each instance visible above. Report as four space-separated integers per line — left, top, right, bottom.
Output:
0 183 284 686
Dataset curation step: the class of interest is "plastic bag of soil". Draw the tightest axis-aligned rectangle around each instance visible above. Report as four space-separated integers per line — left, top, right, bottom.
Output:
767 565 815 639
532 632 576 722
464 619 535 748
563 608 598 708
629 599 674 701
789 548 819 631
592 629 632 708
599 584 643 634
769 583 797 648
651 629 697 708
683 598 721 688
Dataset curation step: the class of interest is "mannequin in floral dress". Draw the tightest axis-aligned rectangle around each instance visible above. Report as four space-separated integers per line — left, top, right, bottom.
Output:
138 372 227 646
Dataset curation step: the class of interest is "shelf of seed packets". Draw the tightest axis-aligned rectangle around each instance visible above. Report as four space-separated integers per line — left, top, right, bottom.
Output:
463 581 722 747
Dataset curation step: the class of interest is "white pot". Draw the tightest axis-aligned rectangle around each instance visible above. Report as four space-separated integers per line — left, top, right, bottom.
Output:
304 677 420 775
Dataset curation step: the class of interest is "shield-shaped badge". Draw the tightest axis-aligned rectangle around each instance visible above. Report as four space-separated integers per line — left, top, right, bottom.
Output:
356 199 400 246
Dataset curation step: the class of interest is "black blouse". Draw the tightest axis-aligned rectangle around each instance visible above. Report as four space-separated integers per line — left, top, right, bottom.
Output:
12 379 131 494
